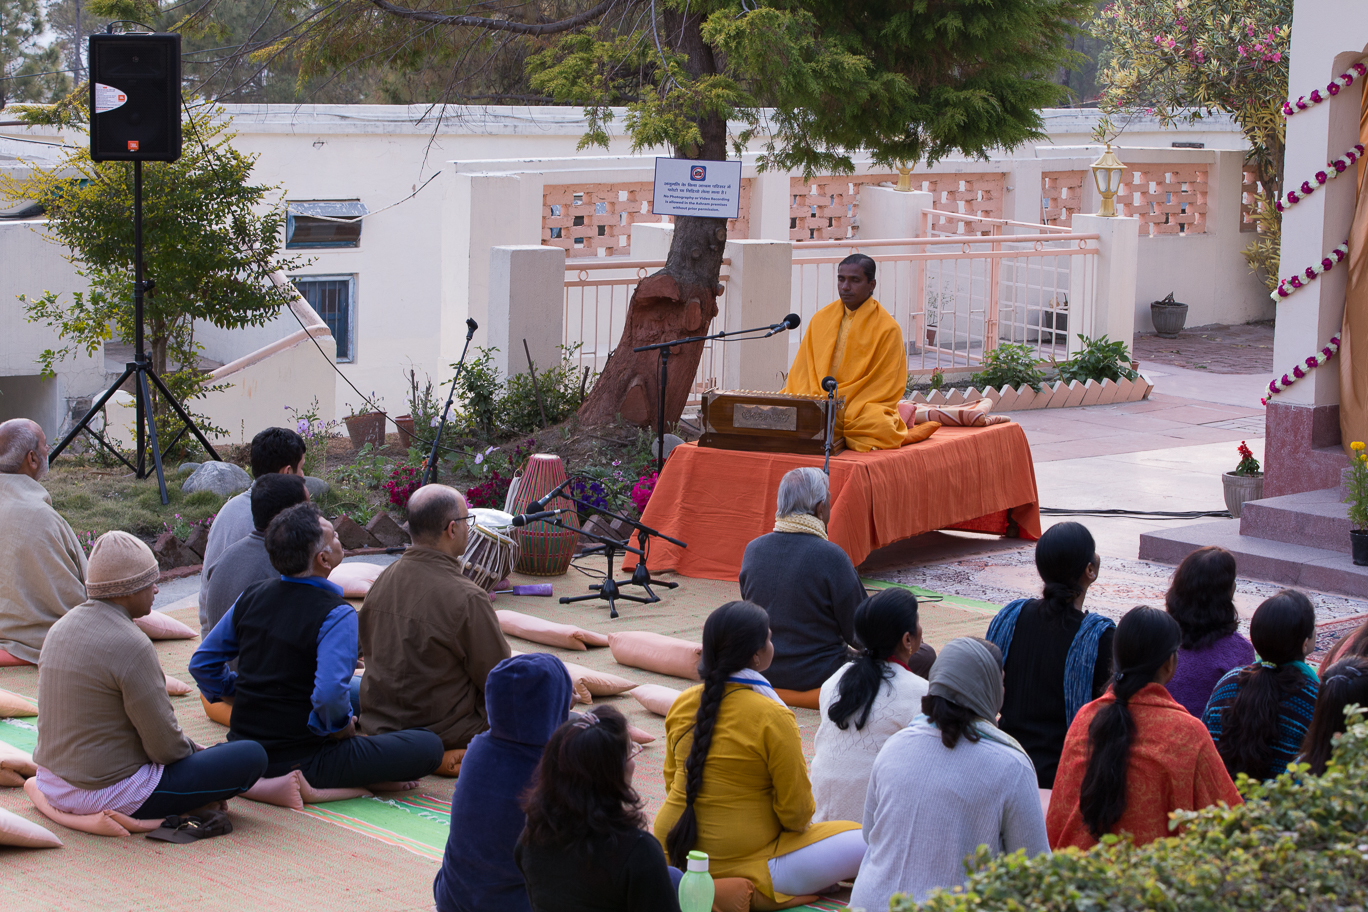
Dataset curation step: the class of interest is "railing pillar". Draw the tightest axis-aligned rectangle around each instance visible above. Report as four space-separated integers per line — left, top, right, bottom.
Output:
721 240 794 391
489 245 566 378
1070 214 1140 357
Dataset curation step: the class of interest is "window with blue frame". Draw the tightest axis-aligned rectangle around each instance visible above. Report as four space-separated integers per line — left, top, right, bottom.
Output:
286 201 367 248
292 275 355 362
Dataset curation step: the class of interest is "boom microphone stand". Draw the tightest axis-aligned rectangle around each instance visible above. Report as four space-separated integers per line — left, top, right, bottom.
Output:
821 375 838 475
634 313 800 474
421 317 479 486
50 160 223 505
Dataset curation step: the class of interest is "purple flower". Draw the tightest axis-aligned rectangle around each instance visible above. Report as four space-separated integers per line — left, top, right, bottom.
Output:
1329 84 1341 96
1334 161 1347 173
1293 366 1305 379
1323 258 1334 270
1301 181 1314 195
297 419 310 435
1316 171 1328 184
1311 90 1324 103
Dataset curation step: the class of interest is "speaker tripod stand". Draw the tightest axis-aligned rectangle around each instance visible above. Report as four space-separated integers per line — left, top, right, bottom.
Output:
49 160 222 504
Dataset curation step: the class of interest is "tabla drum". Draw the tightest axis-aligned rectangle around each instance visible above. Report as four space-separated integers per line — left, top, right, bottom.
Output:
461 508 517 593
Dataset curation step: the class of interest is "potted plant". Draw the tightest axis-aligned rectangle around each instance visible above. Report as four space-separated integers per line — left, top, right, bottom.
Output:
924 298 939 347
1346 441 1368 565
1151 291 1189 338
1223 441 1264 519
343 396 387 450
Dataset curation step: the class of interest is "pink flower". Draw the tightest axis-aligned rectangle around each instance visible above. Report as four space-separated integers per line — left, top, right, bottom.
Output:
1329 84 1340 96
1306 267 1318 279
1275 201 1286 212
1288 190 1300 202
1272 53 1282 63
1296 97 1308 109
1307 356 1319 368
1311 90 1324 103
1293 366 1305 379
1316 171 1328 184
1334 160 1347 173
1323 258 1334 270
1302 181 1314 194
1356 64 1367 77
1336 248 1348 261
1290 276 1303 288
1282 374 1292 386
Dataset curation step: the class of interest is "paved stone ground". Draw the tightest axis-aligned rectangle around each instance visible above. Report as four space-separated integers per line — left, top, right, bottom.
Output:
1132 321 1274 375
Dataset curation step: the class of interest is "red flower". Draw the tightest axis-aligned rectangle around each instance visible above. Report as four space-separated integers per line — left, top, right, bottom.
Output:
1329 84 1341 96
1316 171 1328 184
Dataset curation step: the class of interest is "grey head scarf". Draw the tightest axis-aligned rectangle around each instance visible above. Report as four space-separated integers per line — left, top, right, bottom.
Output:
925 637 1027 756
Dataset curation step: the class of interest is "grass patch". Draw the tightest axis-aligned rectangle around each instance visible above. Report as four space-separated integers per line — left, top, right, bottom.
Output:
44 465 227 545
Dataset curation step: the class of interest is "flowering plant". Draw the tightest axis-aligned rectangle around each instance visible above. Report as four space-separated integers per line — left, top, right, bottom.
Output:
163 512 213 541
631 472 659 514
1232 441 1261 477
284 398 338 477
383 463 423 509
1347 442 1368 531
466 471 513 509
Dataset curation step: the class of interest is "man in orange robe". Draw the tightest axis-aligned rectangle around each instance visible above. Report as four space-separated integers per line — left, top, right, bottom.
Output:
783 254 913 451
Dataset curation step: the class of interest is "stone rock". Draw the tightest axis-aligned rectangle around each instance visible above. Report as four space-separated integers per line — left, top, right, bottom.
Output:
152 530 196 570
177 462 201 476
303 476 330 501
333 514 381 550
182 525 210 559
650 433 685 462
366 512 409 548
181 461 251 498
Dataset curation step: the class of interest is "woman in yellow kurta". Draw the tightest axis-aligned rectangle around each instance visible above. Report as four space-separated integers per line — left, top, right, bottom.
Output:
654 601 864 905
783 255 912 452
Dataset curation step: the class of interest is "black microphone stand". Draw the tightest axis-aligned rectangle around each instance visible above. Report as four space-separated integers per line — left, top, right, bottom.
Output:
422 318 478 486
822 376 838 475
634 318 797 475
545 517 645 619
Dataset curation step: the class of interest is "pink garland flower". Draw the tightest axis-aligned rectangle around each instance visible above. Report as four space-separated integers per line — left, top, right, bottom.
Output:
1273 241 1350 300
1285 61 1368 117
1275 145 1364 212
1263 336 1342 404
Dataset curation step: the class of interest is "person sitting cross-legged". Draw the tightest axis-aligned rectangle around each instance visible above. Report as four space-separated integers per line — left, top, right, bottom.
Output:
34 532 267 825
739 467 933 707
0 418 88 667
358 484 510 777
198 426 307 632
190 503 443 790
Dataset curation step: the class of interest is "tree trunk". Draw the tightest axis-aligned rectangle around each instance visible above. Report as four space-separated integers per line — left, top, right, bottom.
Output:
576 11 732 428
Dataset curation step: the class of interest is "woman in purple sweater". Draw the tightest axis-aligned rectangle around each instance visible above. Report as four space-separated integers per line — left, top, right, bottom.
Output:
1163 547 1254 715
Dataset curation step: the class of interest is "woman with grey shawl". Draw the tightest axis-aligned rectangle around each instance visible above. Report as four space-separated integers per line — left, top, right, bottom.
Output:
849 637 1050 910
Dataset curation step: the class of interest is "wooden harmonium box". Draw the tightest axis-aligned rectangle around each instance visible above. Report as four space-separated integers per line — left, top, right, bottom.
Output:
698 389 845 455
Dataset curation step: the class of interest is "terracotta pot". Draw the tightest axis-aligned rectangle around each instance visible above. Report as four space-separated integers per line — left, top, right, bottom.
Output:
1222 471 1264 518
395 414 417 448
926 328 937 347
1352 530 1368 567
344 412 387 450
1151 301 1189 338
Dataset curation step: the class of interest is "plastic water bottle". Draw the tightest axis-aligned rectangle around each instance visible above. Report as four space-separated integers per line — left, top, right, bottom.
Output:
678 850 715 912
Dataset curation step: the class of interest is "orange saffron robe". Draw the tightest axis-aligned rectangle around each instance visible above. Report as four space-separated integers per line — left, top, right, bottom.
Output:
1047 682 1243 850
782 298 911 452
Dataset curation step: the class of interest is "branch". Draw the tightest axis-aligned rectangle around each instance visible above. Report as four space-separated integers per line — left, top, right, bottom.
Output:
366 0 631 35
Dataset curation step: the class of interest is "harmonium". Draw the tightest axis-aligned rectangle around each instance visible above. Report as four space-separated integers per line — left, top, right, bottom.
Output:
698 389 845 455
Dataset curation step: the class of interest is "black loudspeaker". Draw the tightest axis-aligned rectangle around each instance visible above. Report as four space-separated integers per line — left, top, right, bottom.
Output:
88 33 182 163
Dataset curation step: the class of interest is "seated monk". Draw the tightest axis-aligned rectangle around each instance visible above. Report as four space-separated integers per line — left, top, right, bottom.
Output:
0 419 87 666
34 532 267 823
190 503 443 789
201 473 310 636
358 485 511 777
739 468 933 701
783 254 915 451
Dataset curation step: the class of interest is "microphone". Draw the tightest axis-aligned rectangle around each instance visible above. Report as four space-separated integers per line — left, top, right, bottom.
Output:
531 477 570 510
821 376 838 393
763 313 802 337
510 508 570 527
464 317 478 340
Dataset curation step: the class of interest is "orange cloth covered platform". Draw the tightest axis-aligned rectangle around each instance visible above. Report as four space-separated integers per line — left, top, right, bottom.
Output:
623 423 1041 581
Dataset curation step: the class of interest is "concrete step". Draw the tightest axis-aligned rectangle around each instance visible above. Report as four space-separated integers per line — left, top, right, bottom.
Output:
1138 519 1368 599
1238 487 1352 554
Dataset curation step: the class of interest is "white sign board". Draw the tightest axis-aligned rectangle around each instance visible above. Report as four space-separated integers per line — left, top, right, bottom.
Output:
652 158 742 219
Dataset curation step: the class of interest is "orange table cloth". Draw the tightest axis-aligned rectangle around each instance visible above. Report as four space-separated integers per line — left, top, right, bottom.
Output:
623 423 1041 581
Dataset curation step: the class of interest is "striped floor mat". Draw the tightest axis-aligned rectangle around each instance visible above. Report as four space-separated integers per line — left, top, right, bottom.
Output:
295 793 450 861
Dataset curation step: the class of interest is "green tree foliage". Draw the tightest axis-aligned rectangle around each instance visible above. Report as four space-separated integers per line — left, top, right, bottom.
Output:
1091 0 1290 285
901 708 1368 912
0 103 304 437
1 0 72 108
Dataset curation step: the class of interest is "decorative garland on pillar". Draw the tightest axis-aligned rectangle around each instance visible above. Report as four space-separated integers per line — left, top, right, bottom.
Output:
1283 61 1368 118
1275 144 1364 211
1262 335 1341 405
1271 240 1350 300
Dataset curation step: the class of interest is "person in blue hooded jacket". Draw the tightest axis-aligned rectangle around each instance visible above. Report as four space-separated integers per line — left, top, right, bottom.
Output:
434 652 574 912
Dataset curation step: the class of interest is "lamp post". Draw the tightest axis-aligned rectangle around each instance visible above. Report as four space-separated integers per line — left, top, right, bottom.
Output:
1090 144 1127 217
896 164 913 192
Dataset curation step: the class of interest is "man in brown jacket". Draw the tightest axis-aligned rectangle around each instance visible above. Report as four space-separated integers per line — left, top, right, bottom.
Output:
358 484 510 777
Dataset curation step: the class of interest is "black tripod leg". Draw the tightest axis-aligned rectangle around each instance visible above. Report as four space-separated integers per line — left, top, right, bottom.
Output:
146 367 222 462
137 371 170 505
49 364 136 461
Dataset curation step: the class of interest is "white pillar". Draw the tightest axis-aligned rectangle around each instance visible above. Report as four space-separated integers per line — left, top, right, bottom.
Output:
1071 214 1140 355
629 221 674 260
721 240 794 391
488 245 566 379
1007 160 1045 225
856 187 932 242
749 169 794 242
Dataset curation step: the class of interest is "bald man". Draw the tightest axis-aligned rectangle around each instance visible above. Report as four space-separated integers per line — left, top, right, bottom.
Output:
0 419 87 665
356 485 510 776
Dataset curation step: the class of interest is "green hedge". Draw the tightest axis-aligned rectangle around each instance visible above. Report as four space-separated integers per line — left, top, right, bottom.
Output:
895 712 1368 912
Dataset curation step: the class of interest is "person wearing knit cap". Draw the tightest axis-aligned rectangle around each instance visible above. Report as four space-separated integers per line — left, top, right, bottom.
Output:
848 637 1050 911
33 531 268 821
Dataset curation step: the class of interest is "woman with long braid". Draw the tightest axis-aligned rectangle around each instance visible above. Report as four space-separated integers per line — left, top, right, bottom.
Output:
987 522 1115 788
653 601 864 906
1047 606 1241 850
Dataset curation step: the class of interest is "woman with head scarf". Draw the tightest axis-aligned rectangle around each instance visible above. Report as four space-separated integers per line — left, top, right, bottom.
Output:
848 637 1049 911
1047 606 1242 850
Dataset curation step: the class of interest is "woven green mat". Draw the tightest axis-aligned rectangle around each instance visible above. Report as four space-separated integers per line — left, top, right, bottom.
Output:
296 793 450 861
0 716 37 752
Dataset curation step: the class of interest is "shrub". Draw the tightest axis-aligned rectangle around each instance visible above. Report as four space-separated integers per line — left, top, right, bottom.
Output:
901 710 1368 912
971 343 1046 392
502 346 593 433
1057 334 1139 385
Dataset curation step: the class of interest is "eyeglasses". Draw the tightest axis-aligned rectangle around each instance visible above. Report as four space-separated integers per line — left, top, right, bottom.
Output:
450 514 476 530
627 742 644 760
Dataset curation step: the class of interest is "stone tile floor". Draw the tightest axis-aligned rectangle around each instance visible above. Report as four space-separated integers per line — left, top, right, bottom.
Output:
1132 321 1274 374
